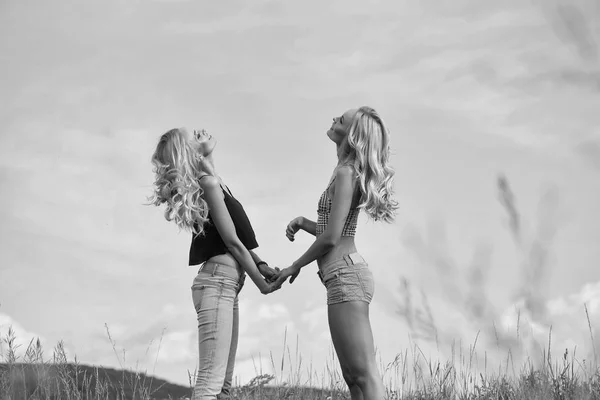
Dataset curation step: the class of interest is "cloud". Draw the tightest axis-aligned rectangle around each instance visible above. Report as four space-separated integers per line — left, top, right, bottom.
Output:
110 299 303 385
0 313 48 361
155 330 196 364
237 300 296 360
256 303 289 320
299 307 327 337
372 279 600 392
393 194 599 376
499 280 600 364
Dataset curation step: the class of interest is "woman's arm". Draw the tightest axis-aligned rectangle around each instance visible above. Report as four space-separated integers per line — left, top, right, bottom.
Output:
299 217 317 236
249 250 263 264
285 216 316 241
277 166 357 283
249 249 279 281
201 176 278 294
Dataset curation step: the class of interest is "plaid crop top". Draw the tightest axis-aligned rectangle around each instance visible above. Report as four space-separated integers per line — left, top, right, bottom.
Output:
316 176 360 237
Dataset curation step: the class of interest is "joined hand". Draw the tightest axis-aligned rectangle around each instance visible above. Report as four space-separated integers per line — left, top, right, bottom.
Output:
260 279 283 295
258 263 280 283
273 265 301 287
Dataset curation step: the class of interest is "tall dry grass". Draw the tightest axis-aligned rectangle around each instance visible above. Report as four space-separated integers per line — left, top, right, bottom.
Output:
1 317 600 399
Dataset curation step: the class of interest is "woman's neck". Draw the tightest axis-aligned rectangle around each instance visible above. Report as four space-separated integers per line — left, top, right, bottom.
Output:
336 142 344 163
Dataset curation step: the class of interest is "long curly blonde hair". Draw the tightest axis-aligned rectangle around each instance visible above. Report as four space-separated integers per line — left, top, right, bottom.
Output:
338 106 399 222
149 128 209 237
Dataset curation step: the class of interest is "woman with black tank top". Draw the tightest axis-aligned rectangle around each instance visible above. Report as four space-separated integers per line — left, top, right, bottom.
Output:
150 127 284 400
274 107 399 400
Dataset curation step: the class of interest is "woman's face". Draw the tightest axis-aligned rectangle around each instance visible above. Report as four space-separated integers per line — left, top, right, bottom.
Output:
326 109 357 144
182 127 217 157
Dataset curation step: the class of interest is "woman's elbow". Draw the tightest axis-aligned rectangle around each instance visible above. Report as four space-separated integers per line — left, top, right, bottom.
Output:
224 239 244 253
321 235 338 249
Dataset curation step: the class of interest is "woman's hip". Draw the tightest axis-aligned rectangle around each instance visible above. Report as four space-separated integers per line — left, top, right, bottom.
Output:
317 253 375 305
191 257 246 299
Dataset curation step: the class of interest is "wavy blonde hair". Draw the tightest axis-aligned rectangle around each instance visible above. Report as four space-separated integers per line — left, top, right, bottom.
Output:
149 128 209 237
338 106 399 222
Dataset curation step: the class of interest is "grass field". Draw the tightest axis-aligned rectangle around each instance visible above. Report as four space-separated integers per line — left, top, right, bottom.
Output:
1 319 599 400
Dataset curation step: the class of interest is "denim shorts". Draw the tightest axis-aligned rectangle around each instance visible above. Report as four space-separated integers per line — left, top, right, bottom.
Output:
317 252 374 305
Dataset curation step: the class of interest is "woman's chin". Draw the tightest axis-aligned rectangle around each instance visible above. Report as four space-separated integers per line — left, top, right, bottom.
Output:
207 141 217 155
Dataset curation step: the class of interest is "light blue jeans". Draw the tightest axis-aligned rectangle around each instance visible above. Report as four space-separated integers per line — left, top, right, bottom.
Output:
191 261 245 400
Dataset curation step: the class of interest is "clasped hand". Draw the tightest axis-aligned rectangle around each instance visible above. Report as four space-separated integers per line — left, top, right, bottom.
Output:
258 217 305 293
258 263 285 294
271 264 301 287
258 264 301 294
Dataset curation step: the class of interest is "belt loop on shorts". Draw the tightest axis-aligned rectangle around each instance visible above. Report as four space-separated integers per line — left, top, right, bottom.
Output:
343 254 352 266
347 253 359 265
211 263 218 277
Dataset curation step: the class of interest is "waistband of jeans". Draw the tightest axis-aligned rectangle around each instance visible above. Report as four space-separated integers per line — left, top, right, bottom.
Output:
198 260 243 280
319 252 366 275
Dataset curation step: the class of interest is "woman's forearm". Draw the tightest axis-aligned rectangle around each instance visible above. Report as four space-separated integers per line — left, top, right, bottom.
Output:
299 217 317 236
291 234 334 271
226 242 268 292
249 249 263 264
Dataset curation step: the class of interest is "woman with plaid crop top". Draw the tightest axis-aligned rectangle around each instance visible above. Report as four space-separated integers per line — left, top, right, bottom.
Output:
274 106 399 400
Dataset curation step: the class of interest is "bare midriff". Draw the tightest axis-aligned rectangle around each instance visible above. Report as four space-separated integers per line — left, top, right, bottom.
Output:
317 236 358 269
205 252 239 269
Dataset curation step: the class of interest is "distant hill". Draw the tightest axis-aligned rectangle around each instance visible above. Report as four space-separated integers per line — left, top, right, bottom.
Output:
0 362 191 399
1 362 350 399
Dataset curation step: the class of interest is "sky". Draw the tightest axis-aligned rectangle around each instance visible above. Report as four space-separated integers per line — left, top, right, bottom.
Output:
1 0 600 390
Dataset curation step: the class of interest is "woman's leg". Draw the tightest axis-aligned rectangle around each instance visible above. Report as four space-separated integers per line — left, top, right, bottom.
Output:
218 295 239 399
328 301 385 400
191 281 236 400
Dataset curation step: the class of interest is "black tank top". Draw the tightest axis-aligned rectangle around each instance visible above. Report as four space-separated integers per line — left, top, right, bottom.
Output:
188 183 259 266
